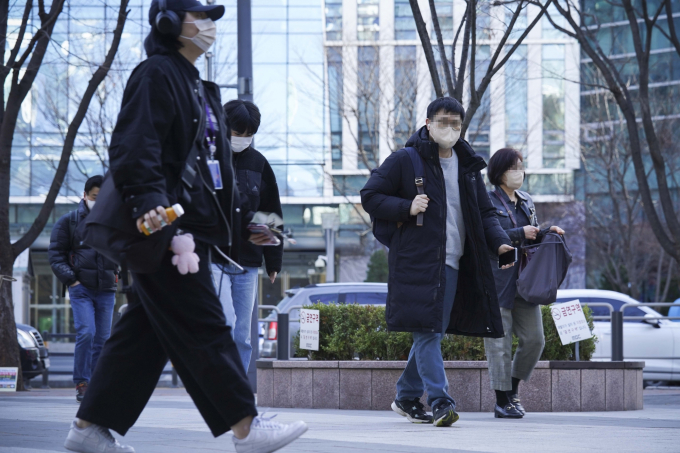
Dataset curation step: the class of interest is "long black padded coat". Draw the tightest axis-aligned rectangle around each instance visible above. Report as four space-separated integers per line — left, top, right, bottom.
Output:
360 126 510 338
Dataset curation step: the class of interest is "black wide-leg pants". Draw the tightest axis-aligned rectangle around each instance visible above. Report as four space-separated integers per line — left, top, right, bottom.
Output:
77 243 258 437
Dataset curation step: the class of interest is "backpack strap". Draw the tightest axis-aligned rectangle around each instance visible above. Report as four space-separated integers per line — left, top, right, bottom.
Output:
405 147 425 227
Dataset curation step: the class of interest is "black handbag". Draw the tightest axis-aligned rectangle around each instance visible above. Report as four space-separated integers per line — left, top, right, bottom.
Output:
77 80 207 274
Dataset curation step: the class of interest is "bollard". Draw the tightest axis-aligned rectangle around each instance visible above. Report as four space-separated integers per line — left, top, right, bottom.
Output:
171 366 178 388
575 341 580 362
611 311 624 361
277 313 289 360
41 367 50 389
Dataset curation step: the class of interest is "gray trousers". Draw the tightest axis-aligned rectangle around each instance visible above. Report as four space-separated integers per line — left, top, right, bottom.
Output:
483 298 545 391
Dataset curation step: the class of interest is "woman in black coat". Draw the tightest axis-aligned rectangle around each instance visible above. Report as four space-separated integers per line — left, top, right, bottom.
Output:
483 148 564 420
63 2 306 453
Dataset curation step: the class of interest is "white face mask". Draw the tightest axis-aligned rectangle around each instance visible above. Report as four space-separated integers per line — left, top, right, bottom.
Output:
428 124 461 150
85 199 96 210
231 135 253 153
503 170 524 191
180 19 216 52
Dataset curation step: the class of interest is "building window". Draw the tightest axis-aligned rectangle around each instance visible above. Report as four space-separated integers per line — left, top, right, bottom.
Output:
358 46 380 169
325 0 343 41
395 0 415 40
467 45 491 161
432 0 453 40
357 0 379 41
333 175 370 196
505 45 528 158
328 47 343 169
542 3 564 40
543 44 565 168
394 46 417 149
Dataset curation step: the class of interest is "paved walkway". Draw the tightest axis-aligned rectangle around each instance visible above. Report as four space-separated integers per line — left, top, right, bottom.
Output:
1 388 679 452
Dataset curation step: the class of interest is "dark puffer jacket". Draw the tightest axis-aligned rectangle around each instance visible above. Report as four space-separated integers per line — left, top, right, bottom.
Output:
49 200 118 292
360 126 510 338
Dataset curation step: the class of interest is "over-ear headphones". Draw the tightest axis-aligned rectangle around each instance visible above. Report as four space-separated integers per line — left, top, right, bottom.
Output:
155 0 182 36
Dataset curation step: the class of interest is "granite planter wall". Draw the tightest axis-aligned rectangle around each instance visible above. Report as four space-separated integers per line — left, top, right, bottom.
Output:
256 360 644 412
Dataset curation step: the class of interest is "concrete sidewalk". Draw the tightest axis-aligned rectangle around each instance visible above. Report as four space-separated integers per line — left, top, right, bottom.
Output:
1 388 679 453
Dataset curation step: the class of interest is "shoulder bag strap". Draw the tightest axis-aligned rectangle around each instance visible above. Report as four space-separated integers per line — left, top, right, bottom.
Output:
180 79 208 203
405 147 425 227
491 189 518 228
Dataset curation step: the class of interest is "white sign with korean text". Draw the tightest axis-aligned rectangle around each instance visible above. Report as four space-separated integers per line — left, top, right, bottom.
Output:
551 300 593 345
0 367 18 392
299 309 320 351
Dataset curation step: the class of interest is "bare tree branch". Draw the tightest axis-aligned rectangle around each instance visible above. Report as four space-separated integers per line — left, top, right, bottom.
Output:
429 0 455 95
408 0 443 97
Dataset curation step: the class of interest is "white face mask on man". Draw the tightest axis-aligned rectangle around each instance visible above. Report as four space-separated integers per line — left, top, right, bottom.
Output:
180 18 217 52
428 124 461 150
503 170 524 191
230 135 253 153
85 199 96 210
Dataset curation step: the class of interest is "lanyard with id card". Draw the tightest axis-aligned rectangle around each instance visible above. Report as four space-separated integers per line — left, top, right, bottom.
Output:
205 103 223 190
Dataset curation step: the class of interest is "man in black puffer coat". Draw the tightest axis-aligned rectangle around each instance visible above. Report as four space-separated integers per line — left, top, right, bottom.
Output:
361 97 514 427
49 175 118 402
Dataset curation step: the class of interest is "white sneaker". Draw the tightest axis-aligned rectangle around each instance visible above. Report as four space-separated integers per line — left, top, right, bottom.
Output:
64 420 135 453
233 414 308 453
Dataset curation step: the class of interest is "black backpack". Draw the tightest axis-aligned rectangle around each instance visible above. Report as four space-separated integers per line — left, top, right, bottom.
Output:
371 147 425 247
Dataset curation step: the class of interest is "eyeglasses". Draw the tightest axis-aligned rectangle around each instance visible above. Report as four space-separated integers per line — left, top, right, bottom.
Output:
431 119 462 131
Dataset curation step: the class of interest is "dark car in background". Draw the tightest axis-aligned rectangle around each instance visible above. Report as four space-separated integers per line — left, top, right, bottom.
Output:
259 283 388 359
16 323 50 386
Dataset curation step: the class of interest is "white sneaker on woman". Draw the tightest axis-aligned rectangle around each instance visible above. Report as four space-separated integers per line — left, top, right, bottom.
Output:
232 414 308 453
64 421 135 453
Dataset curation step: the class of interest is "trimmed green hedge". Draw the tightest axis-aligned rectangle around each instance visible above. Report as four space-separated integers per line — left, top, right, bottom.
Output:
294 303 597 361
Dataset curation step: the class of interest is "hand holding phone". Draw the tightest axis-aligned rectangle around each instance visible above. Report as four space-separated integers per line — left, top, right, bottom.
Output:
498 247 517 269
247 224 281 246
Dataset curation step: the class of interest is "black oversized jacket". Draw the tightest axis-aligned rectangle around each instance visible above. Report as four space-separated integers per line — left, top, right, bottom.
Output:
108 51 251 259
48 200 118 292
360 126 510 338
215 146 283 274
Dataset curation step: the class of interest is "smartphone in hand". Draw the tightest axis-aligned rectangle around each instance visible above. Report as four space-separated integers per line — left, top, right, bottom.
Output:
247 224 281 246
498 247 517 269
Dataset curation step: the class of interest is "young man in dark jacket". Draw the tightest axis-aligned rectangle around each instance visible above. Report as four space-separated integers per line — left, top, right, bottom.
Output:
213 99 283 372
48 175 118 403
361 97 514 427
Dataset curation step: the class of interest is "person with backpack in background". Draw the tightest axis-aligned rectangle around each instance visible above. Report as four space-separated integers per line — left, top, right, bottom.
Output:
361 97 514 427
483 148 564 419
48 175 118 403
212 99 283 372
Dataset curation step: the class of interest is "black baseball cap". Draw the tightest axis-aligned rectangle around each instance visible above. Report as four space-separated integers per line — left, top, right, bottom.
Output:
149 0 225 24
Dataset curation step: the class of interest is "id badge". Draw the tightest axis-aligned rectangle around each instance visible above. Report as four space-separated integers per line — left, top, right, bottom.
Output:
207 159 224 190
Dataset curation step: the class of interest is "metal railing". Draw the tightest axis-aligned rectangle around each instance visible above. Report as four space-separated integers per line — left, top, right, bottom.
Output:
613 303 680 361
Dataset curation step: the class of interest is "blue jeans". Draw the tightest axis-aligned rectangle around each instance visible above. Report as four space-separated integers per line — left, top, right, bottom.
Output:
211 263 259 372
69 285 115 384
396 266 458 408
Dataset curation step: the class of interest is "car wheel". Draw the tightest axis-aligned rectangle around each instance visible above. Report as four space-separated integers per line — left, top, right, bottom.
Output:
643 380 668 389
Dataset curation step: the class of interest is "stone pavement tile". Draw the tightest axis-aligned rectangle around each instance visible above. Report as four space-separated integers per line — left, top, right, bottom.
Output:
522 368 551 413
551 369 580 412
339 369 371 410
371 369 401 410
580 369 606 411
606 369 624 411
447 369 481 412
273 368 293 408
312 369 339 409
291 369 313 409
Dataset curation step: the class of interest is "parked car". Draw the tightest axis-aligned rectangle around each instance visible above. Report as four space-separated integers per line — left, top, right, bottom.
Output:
556 289 679 385
16 323 50 385
259 283 388 358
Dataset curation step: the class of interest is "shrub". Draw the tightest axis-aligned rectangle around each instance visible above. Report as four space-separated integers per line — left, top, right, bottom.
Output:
293 303 598 361
365 249 389 283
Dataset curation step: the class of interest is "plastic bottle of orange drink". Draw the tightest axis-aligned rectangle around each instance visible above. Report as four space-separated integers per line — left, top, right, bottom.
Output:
141 203 185 236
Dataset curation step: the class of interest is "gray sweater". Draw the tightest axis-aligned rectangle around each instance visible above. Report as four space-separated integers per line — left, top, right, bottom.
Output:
439 153 466 269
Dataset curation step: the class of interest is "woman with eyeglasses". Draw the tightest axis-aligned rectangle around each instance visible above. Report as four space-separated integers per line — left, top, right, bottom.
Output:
483 148 564 419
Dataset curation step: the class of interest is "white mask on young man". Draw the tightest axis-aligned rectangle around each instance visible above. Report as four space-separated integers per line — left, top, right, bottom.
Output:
180 19 217 52
231 135 253 153
503 170 524 191
429 125 461 150
85 199 96 210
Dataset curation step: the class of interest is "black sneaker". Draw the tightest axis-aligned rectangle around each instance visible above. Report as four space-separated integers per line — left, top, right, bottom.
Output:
432 401 459 427
391 398 433 424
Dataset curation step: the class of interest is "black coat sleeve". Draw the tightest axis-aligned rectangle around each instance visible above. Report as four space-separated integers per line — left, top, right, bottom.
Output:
360 151 413 222
48 215 77 287
260 161 284 275
477 172 511 254
108 65 176 218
